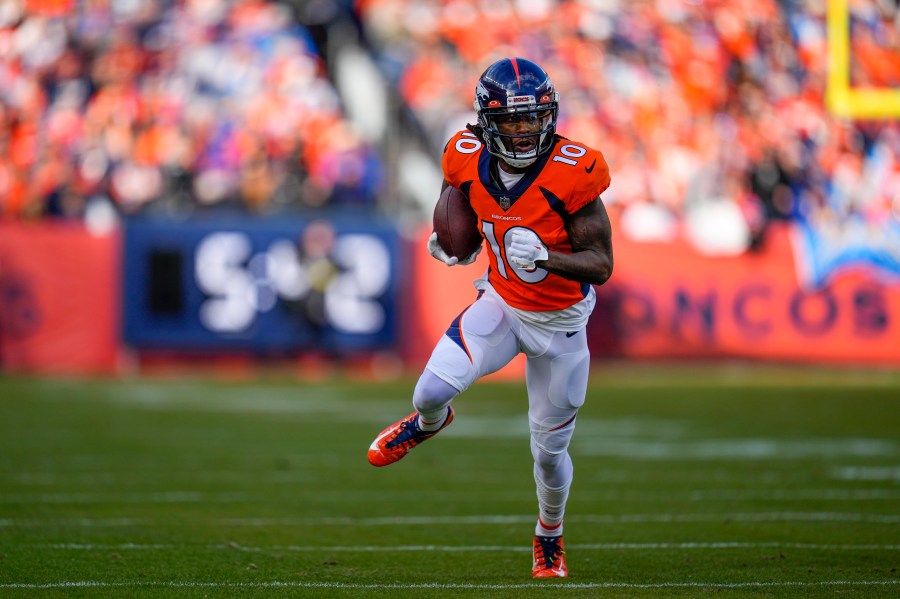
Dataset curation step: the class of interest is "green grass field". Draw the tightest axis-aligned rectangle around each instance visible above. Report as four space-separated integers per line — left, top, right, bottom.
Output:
0 363 898 598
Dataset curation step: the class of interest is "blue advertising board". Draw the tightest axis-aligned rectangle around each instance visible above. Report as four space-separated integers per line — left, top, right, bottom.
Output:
122 215 402 353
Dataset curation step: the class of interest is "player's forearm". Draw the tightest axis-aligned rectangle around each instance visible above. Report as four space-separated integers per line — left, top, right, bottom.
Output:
542 198 614 285
539 249 612 286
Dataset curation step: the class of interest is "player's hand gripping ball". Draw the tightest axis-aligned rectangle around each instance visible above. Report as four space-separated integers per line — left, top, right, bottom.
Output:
431 185 483 266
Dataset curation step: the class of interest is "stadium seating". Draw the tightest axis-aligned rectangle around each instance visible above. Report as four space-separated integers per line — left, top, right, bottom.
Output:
1 0 898 261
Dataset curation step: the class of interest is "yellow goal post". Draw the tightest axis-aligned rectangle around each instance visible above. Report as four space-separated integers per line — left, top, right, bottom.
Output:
826 0 900 118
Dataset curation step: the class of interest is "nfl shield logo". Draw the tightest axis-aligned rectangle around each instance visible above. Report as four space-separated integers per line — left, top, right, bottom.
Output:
499 196 512 210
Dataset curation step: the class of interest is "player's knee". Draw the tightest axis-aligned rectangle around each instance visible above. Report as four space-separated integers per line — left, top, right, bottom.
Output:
412 370 459 413
530 435 568 472
532 446 565 475
531 440 572 489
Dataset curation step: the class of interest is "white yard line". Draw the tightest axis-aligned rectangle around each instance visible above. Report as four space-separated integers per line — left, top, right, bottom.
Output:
0 491 250 504
1 488 899 504
1 580 898 590
34 541 900 552
4 512 899 527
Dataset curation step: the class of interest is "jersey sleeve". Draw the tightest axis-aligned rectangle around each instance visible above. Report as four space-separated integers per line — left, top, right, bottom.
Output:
566 148 611 214
441 130 472 188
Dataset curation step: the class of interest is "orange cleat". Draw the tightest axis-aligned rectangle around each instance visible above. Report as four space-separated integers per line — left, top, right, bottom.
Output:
532 535 567 578
367 407 454 467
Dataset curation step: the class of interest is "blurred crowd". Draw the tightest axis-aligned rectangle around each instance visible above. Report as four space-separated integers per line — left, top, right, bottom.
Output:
358 0 900 255
0 0 382 225
1 0 898 258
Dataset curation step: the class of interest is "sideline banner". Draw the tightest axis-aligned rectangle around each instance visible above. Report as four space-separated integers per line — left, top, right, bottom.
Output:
412 223 900 367
2 219 895 375
0 223 119 375
122 216 401 353
590 223 900 365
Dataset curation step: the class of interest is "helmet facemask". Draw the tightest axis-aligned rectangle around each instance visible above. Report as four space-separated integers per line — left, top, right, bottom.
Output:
476 100 559 169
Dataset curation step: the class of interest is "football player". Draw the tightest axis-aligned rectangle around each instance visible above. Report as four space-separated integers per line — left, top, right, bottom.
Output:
367 57 613 579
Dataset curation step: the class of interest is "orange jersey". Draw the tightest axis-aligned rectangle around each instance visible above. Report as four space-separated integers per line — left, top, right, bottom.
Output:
441 129 611 312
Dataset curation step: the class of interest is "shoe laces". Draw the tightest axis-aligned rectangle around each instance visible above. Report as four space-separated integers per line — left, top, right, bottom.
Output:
385 416 425 450
534 536 564 568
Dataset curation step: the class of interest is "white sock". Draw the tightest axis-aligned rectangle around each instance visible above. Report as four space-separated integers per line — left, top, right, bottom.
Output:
417 406 449 431
535 517 563 537
534 476 569 536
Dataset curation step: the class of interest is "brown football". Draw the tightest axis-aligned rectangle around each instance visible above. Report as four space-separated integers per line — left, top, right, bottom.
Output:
432 185 482 260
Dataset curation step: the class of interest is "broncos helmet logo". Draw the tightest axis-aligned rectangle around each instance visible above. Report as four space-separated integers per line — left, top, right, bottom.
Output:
475 80 490 103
